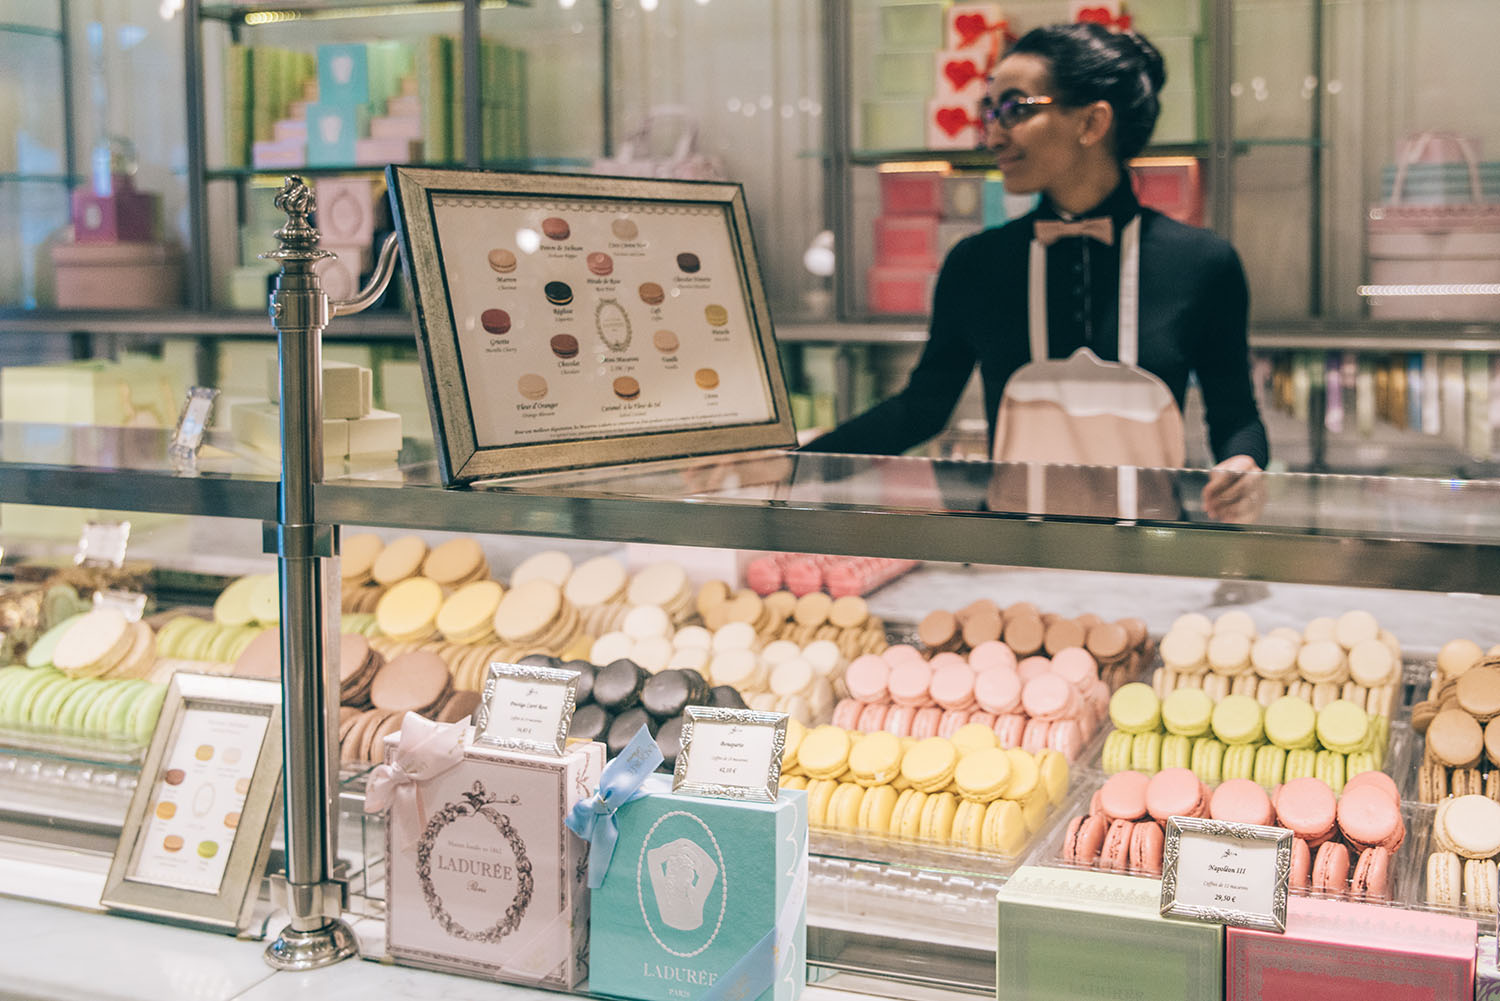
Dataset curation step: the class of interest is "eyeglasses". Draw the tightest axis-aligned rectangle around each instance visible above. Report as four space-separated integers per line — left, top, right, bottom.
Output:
979 95 1056 129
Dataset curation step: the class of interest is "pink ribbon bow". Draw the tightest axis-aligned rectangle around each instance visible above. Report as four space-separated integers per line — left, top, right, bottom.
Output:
363 712 468 848
1034 217 1115 246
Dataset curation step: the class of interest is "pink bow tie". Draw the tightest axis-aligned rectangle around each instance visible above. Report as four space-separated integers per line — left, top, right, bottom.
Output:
1034 217 1114 246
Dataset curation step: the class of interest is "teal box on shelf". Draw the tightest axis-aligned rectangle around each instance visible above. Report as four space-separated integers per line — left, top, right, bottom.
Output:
317 43 370 105
305 102 372 166
589 786 808 1001
997 866 1224 1001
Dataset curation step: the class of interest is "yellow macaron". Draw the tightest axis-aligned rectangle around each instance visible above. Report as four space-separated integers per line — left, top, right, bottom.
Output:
857 784 899 833
983 799 1028 856
827 781 866 831
953 747 1013 803
848 730 904 787
952 799 988 849
919 790 959 841
891 788 928 839
900 737 959 793
1034 748 1070 806
779 774 808 791
1002 748 1040 801
798 725 853 781
806 777 839 827
951 722 998 756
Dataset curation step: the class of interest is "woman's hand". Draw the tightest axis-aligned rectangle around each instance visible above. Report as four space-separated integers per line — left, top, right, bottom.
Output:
1201 454 1264 523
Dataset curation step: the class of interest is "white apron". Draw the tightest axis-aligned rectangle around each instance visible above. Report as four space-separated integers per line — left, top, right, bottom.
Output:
988 217 1184 520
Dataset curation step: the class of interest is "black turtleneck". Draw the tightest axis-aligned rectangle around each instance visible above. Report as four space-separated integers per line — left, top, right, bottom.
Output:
805 180 1269 468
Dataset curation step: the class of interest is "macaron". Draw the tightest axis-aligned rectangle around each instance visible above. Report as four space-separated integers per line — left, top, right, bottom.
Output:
1100 818 1134 870
1161 687 1213 737
857 785 899 833
480 308 512 334
639 282 665 306
1062 813 1109 865
486 248 517 273
1252 744 1286 789
1427 708 1484 767
901 737 959 793
1336 783 1404 852
676 252 701 273
1274 776 1338 845
1109 683 1160 734
953 747 1013 803
827 782 865 831
805 778 838 827
1427 851 1463 907
1311 841 1350 894
694 368 720 391
1101 730 1134 773
612 376 641 401
1210 778 1274 825
1263 695 1317 749
1434 794 1500 859
1131 730 1162 773
1350 845 1392 898
847 731 903 787
1190 737 1224 784
586 251 613 276
611 217 639 240
1464 857 1499 913
891 788 927 839
799 725 853 780
1210 694 1264 745
1145 767 1207 822
1289 836 1312 891
652 329 680 353
1315 699 1370 754
704 303 728 326
549 333 580 360
983 799 1028 855
918 790 959 841
1097 769 1150 822
1129 820 1166 875
516 369 550 402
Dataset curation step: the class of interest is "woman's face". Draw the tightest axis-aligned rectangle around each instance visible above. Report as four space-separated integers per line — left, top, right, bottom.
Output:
982 53 1091 195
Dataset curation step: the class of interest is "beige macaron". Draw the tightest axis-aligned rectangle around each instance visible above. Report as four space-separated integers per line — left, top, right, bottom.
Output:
371 536 430 586
376 577 445 643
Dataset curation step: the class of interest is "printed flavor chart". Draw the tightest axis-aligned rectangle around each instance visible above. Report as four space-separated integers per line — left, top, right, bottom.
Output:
430 194 778 448
127 705 268 894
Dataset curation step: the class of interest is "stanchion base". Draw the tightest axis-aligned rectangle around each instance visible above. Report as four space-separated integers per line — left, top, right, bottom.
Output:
264 918 359 971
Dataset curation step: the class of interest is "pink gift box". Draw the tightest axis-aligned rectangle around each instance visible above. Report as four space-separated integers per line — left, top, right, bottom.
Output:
1226 896 1477 1001
1132 160 1204 226
354 136 421 166
384 734 605 988
946 3 1005 55
874 215 941 268
71 182 158 243
879 170 945 216
927 98 979 151
51 241 183 309
867 265 936 314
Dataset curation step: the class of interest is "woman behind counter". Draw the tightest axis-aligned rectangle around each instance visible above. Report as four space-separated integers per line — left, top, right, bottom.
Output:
804 23 1267 515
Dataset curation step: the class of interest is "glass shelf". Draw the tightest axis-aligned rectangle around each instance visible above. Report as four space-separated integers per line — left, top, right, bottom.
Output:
0 174 75 185
200 0 526 25
845 143 1216 169
204 157 589 182
0 23 63 40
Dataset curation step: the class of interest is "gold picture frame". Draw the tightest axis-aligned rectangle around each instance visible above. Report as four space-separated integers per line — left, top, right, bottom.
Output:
386 167 797 485
100 674 283 933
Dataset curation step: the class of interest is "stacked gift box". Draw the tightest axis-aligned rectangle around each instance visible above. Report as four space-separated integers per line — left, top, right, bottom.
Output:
928 3 1009 151
229 357 402 473
870 166 1009 314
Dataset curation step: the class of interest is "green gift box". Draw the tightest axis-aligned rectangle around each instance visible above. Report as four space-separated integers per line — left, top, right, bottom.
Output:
997 866 1223 1001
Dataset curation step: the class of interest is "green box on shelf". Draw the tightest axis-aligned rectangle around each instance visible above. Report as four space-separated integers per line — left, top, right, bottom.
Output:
997 866 1223 1001
1151 35 1199 145
879 2 945 51
862 100 926 151
874 51 934 98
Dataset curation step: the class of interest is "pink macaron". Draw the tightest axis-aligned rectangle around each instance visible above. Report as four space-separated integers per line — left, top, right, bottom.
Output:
1273 777 1339 847
1021 718 1052 752
1085 679 1112 723
1351 845 1392 898
1209 778 1275 826
994 713 1028 749
1129 820 1166 875
1311 840 1350 894
1100 818 1134 870
881 644 926 669
1145 767 1208 822
855 701 889 734
1050 646 1100 690
1341 769 1400 805
1046 718 1084 761
1098 770 1151 822
1288 836 1312 891
930 664 977 711
1017 655 1054 683
968 640 1018 674
974 668 1022 715
1062 813 1109 866
888 662 935 707
831 698 863 730
1021 672 1078 721
1335 784 1405 853
844 654 891 704
929 651 970 674
938 709 972 738
967 710 997 731
910 706 944 740
882 704 917 737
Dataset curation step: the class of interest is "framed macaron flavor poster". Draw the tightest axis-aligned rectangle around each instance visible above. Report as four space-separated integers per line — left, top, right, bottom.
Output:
101 673 282 933
387 168 797 483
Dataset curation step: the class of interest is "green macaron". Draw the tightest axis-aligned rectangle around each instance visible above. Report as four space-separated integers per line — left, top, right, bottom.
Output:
84 680 145 737
126 684 168 743
30 677 89 728
25 614 88 669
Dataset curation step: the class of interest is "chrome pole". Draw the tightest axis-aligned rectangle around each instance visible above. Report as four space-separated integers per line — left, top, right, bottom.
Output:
261 175 357 970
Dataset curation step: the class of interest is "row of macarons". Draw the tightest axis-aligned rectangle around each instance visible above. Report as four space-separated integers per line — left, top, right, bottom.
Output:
1425 794 1500 914
1154 609 1404 690
1101 729 1386 796
742 552 917 599
1147 662 1399 719
0 666 166 745
1109 684 1391 765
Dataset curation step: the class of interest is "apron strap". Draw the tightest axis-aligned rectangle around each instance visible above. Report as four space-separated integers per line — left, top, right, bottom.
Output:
1026 215 1143 363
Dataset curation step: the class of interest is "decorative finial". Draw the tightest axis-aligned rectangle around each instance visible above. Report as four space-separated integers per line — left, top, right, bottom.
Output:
261 175 332 262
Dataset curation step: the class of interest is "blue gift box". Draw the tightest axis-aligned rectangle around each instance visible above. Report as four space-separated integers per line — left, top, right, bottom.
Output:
590 785 807 1001
317 43 369 105
305 102 371 167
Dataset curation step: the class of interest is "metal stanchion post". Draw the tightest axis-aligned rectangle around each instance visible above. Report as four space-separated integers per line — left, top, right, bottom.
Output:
260 176 357 970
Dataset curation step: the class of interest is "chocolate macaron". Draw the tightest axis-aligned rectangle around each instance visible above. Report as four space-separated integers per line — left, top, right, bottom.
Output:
655 715 685 771
612 376 641 401
587 252 614 276
593 658 646 711
608 706 658 757
550 333 580 360
639 282 665 306
642 669 693 720
544 281 573 306
569 703 611 742
487 248 517 273
541 217 570 240
676 252 700 273
480 308 511 335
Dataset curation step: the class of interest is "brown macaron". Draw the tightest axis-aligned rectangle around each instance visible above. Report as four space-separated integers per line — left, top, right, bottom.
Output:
694 368 720 390
1456 666 1500 722
1486 717 1500 768
1427 708 1485 768
639 282 665 306
369 650 452 714
1004 615 1045 658
918 609 958 651
541 217 570 240
613 376 641 401
587 252 614 276
486 248 517 273
550 334 580 360
480 308 512 335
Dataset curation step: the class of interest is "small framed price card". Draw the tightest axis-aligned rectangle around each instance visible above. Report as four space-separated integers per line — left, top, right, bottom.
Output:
101 674 283 934
386 167 797 484
474 662 581 756
1160 816 1292 933
673 706 787 803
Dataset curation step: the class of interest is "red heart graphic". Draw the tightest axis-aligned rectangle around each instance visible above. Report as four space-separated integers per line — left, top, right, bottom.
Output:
935 106 973 138
943 59 983 92
1115 11 1133 29
1076 7 1112 24
953 12 989 46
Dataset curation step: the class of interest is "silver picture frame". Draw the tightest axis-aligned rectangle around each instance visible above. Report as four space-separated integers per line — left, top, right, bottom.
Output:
1160 816 1292 933
101 674 283 934
386 166 797 485
474 662 581 757
672 706 787 803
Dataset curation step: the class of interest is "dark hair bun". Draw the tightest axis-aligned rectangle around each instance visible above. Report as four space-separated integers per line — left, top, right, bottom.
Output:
1121 30 1166 96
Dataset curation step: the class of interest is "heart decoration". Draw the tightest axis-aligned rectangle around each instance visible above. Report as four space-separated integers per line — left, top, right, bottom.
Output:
1075 7 1113 24
935 107 975 138
953 12 991 47
943 58 984 92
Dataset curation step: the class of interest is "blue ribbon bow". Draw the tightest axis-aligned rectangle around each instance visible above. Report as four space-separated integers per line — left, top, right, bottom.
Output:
565 725 663 888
